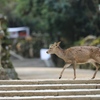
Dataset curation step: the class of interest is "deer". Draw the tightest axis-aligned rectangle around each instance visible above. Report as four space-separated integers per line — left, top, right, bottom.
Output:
46 41 100 79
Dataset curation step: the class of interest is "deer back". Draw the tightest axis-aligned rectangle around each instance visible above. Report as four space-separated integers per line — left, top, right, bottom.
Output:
64 46 100 64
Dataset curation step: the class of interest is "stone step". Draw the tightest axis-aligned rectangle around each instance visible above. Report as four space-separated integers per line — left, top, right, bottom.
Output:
0 79 100 100
0 95 100 100
0 84 100 90
0 89 100 97
0 79 100 85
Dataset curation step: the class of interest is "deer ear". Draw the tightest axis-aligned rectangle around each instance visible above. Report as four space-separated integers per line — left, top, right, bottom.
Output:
49 44 52 48
54 42 57 46
57 41 61 46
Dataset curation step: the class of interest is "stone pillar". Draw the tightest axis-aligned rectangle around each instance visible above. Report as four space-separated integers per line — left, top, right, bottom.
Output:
0 14 9 79
0 14 19 79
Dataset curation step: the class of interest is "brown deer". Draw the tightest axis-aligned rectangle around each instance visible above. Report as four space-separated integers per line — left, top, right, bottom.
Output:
46 42 100 79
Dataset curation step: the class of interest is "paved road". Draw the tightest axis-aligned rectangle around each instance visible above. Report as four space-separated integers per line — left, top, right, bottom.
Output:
11 58 100 80
11 58 47 67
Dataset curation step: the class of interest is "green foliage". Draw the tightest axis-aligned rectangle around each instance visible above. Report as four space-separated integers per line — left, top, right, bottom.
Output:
90 37 100 46
0 0 100 45
75 35 100 46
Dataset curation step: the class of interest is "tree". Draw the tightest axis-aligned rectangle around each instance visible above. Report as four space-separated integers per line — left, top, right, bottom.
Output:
1 0 99 45
14 0 100 44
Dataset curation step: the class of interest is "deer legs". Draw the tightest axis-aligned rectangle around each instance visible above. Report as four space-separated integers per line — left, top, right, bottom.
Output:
59 61 99 79
73 62 76 79
59 64 71 79
59 62 76 79
92 63 99 79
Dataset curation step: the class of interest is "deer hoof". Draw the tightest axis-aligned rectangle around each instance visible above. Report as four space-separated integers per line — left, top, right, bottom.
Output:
91 77 95 79
59 77 61 79
73 77 76 80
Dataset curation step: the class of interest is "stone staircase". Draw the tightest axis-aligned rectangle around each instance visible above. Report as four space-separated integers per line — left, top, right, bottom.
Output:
0 79 100 100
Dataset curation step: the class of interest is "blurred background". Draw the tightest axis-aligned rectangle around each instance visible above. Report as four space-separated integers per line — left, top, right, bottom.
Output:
0 0 100 79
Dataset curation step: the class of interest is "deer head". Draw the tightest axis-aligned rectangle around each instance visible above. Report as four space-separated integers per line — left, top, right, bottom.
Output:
46 42 61 54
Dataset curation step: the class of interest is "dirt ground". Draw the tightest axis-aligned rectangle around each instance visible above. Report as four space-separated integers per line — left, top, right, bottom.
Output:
11 58 100 80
